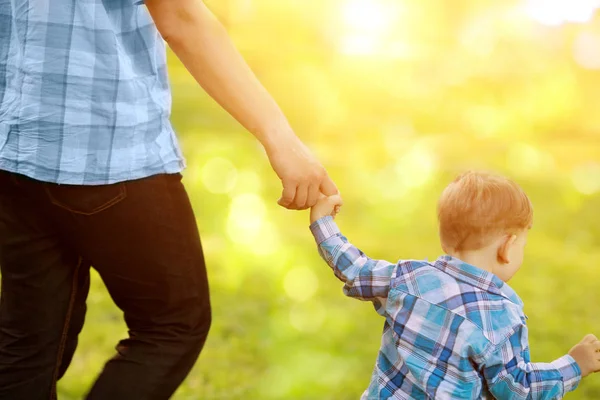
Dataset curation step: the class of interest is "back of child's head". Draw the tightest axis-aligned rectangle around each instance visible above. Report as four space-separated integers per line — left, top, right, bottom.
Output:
437 171 533 252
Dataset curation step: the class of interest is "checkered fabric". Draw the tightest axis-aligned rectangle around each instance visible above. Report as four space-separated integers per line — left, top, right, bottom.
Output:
310 216 581 399
0 0 184 184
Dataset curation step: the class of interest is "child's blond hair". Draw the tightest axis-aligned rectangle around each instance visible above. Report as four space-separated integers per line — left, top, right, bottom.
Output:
437 171 533 252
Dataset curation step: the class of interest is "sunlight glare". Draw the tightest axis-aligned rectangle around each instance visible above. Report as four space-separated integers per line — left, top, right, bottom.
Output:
341 35 379 55
227 193 265 243
524 0 600 26
251 222 280 256
394 144 437 190
344 0 389 33
573 32 600 69
340 0 400 55
226 194 281 254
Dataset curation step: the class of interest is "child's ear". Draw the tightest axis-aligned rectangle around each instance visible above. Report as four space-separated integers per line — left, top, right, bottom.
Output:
497 234 517 264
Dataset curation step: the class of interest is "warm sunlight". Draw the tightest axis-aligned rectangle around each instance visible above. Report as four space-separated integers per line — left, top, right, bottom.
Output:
340 0 400 55
343 0 390 32
48 1 600 398
524 0 600 25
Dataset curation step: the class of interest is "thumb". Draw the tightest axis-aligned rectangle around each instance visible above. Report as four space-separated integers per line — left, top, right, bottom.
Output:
582 334 598 344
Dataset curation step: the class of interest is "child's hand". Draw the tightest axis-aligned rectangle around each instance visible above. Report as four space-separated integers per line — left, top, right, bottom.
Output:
568 334 600 377
310 194 343 224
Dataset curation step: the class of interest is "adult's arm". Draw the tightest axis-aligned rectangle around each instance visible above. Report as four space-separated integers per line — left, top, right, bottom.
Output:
145 0 337 209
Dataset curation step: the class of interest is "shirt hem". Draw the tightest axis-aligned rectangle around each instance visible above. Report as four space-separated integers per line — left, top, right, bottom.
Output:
0 158 186 185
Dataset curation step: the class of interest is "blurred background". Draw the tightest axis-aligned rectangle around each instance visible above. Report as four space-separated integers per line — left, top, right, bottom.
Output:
57 0 600 398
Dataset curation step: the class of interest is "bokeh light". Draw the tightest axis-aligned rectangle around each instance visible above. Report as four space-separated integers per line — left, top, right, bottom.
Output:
573 31 600 69
340 0 402 55
571 163 600 195
227 193 266 243
343 0 390 33
226 192 282 255
201 157 238 194
56 1 600 399
394 143 438 190
506 143 556 177
251 222 281 256
524 0 600 26
283 266 319 302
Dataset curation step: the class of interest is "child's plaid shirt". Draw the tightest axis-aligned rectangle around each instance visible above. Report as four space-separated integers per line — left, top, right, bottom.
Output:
310 216 580 399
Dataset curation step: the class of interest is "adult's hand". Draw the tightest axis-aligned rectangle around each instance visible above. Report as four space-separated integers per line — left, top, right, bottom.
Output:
266 135 337 210
146 0 337 209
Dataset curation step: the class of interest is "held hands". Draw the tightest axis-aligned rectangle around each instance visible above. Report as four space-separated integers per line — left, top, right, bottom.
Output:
568 334 600 378
266 135 337 210
310 194 343 224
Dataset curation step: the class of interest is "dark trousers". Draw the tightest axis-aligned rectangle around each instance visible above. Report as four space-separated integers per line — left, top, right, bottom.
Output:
0 170 211 399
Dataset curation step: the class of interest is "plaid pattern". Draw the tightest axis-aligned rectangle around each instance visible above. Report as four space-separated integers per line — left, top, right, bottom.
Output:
310 216 581 399
0 0 185 184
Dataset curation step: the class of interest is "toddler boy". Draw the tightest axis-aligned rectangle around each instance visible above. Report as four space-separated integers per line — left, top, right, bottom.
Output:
310 171 600 399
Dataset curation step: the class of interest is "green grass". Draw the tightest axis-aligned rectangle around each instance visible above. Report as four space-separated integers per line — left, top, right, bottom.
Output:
55 126 600 398
17 4 600 394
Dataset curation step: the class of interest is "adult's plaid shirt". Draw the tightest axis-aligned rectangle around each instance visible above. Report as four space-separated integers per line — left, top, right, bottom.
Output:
310 216 581 399
0 0 184 184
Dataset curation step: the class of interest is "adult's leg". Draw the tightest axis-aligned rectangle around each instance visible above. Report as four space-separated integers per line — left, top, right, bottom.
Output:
0 171 89 400
44 173 211 400
57 266 90 381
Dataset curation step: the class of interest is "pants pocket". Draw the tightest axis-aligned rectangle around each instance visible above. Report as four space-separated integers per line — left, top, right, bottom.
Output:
44 182 127 215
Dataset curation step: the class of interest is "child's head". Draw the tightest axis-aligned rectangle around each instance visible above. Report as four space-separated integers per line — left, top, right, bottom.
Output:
437 171 533 281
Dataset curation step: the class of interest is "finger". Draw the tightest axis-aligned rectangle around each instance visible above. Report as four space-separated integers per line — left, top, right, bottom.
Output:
583 334 598 344
278 182 297 209
292 184 309 210
319 174 338 196
330 193 343 206
306 184 320 208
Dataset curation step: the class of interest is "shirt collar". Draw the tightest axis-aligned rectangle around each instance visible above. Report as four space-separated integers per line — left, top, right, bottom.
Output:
432 255 524 308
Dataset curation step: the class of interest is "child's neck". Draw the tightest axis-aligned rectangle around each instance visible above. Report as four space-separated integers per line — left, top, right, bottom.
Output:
447 249 497 275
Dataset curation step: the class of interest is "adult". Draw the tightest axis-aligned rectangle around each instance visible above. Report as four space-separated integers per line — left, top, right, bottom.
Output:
0 0 337 398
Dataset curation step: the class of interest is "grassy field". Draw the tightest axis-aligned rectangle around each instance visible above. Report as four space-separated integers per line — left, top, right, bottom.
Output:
9 0 600 398
56 77 600 398
55 129 600 399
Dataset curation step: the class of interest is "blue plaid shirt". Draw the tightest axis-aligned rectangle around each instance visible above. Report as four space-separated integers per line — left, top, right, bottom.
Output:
0 0 184 184
310 216 581 400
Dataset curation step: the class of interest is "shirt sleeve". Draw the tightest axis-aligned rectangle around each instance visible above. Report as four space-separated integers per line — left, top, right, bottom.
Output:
309 216 396 314
480 325 581 399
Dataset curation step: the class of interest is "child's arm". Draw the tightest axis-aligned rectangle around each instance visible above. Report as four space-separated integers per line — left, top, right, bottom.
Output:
480 328 599 399
309 195 396 314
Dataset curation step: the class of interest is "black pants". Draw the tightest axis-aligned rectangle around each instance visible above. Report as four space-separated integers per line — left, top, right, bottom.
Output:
0 170 211 399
